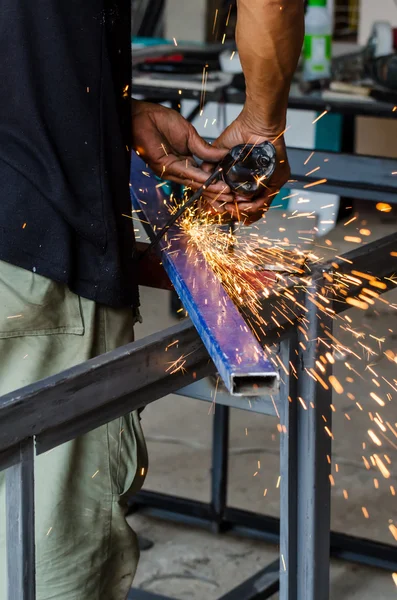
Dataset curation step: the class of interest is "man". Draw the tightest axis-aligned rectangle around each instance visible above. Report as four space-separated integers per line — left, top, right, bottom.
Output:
0 0 303 598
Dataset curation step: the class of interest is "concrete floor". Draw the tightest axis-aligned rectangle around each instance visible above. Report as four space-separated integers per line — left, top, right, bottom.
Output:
129 203 397 599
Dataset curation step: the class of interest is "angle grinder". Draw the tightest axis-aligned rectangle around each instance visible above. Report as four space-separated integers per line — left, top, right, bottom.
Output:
139 140 277 259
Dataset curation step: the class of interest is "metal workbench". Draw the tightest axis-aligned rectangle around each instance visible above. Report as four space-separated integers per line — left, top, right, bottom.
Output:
128 148 397 600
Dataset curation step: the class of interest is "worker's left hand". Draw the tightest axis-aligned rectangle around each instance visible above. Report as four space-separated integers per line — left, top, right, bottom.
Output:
131 101 228 193
202 111 290 223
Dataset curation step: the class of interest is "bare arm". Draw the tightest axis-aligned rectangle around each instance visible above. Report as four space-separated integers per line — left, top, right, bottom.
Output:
237 0 304 136
205 0 305 220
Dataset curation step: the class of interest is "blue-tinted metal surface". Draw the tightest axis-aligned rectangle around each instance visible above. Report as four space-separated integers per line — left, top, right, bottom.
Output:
130 153 279 395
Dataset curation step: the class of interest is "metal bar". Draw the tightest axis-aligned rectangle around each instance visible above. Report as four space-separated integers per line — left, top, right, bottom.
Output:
130 154 279 396
330 230 397 285
254 232 397 347
177 378 277 415
0 320 214 458
295 274 333 600
6 438 36 600
279 337 299 600
217 560 280 600
184 102 203 123
131 490 397 571
285 148 397 203
210 404 229 532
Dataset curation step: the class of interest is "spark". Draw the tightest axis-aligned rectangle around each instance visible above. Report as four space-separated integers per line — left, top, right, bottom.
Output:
389 524 397 541
376 202 392 213
329 376 343 394
368 430 382 446
373 454 390 478
343 216 357 226
304 178 327 189
370 392 385 407
344 236 362 243
312 110 328 124
165 339 179 351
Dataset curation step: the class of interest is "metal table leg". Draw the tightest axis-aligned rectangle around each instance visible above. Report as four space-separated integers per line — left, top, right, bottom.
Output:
210 403 229 533
296 276 333 600
6 438 36 600
279 336 299 600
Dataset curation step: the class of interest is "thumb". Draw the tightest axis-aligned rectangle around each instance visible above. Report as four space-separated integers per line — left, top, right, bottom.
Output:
187 126 227 163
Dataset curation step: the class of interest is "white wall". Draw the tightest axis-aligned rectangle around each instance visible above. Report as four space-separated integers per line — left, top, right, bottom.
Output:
356 0 397 158
359 0 397 44
164 0 208 42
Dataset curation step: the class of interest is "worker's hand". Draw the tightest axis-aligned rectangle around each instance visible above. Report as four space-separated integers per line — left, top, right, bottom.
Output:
131 101 228 192
203 111 290 223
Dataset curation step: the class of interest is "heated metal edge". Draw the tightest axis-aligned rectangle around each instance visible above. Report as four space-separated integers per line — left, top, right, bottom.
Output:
130 153 279 396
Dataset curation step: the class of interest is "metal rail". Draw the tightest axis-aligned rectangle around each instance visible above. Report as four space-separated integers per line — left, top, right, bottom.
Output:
0 319 216 600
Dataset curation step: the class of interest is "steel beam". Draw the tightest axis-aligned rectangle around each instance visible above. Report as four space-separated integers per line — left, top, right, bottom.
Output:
0 320 214 458
130 154 279 396
295 274 333 600
279 336 299 600
6 439 36 600
286 149 397 203
177 377 277 415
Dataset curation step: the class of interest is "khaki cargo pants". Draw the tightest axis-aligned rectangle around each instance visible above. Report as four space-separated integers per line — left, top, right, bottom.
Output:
0 260 148 600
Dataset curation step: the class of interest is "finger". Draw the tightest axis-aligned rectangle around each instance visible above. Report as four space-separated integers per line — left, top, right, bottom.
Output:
220 199 267 220
161 158 228 190
201 161 214 175
203 189 234 205
187 127 228 163
205 199 230 215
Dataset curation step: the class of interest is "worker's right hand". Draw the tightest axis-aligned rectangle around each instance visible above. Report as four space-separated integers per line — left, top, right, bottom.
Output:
201 111 290 223
131 101 229 193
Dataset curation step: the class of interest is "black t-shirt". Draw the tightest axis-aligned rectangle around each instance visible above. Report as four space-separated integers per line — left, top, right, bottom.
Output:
0 0 138 308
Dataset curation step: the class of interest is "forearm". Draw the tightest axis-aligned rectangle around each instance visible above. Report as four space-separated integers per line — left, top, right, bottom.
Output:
236 0 304 136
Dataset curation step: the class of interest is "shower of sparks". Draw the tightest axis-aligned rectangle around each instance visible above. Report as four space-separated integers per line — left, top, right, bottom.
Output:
139 143 397 548
170 198 319 324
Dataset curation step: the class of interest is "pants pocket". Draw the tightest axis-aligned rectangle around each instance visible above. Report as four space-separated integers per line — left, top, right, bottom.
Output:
107 411 148 503
0 260 83 338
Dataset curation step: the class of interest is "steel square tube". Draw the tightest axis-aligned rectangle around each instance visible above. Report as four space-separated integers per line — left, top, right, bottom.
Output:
6 439 36 600
0 320 214 458
130 154 279 396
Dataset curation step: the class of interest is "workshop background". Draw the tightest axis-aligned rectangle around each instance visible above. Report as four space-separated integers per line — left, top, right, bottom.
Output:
129 1 397 598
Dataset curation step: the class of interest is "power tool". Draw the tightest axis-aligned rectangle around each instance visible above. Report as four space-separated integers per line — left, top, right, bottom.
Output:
140 140 277 259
